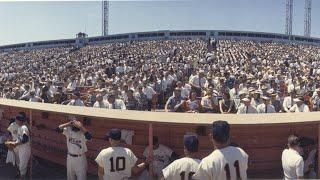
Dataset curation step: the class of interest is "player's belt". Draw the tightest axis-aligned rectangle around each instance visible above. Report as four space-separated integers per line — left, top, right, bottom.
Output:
68 153 82 157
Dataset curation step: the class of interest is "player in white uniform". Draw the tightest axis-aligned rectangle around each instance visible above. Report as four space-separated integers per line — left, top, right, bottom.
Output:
57 119 92 180
193 120 248 180
6 113 31 178
162 135 200 180
6 117 20 167
140 136 178 179
281 135 304 179
95 128 150 180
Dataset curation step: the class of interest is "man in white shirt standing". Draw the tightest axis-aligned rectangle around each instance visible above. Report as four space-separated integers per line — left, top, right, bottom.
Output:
143 83 156 111
57 118 92 180
95 129 149 180
161 135 200 180
189 70 208 97
281 135 304 179
193 120 248 180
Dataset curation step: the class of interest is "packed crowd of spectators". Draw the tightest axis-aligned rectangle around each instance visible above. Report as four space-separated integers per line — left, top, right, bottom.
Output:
0 38 320 113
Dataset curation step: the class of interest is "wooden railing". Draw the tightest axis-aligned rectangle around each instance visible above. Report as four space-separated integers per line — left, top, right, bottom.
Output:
0 99 319 178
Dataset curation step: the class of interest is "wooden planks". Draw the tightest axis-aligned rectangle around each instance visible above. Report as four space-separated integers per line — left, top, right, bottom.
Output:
0 101 320 178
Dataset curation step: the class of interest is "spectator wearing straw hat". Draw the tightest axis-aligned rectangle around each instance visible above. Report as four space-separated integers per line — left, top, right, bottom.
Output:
237 97 258 114
290 97 310 113
257 96 276 113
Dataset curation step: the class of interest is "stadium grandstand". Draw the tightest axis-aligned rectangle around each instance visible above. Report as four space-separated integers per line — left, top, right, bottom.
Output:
1 0 320 179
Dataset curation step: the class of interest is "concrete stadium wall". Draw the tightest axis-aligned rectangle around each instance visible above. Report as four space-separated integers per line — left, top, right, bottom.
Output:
0 99 319 178
0 30 319 52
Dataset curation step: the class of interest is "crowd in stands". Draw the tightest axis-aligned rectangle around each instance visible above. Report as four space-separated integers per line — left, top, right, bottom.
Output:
0 38 320 113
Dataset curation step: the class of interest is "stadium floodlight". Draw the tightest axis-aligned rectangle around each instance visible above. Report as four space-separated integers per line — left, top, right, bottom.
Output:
285 0 293 35
102 1 109 36
304 0 312 37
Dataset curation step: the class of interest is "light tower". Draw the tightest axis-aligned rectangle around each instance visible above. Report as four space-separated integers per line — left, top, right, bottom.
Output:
102 1 109 36
285 0 293 35
304 0 312 37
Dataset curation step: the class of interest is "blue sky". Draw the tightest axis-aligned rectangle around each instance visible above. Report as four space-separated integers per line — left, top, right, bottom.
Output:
0 0 319 45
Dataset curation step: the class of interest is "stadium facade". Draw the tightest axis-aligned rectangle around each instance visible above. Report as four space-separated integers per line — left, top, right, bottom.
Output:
1 30 320 52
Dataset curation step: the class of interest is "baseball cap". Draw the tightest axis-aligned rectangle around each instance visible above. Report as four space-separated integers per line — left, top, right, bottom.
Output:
16 114 27 122
106 128 121 141
184 135 199 153
212 120 230 144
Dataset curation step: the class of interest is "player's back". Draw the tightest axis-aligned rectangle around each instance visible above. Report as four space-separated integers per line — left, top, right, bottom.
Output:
162 157 200 180
194 146 248 180
96 146 137 180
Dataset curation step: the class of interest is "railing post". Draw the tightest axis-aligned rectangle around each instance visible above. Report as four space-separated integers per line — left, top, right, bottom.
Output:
29 109 33 180
148 123 153 179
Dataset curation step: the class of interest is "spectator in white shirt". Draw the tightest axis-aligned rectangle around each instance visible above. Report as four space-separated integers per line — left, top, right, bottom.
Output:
29 91 43 103
189 70 208 97
67 92 85 106
283 91 296 113
237 97 258 114
93 94 107 108
143 84 156 111
106 92 126 110
257 96 276 113
290 98 310 113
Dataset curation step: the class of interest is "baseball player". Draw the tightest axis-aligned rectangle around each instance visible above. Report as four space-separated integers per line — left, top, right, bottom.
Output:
281 135 304 179
5 113 31 179
140 136 179 179
161 135 200 180
193 120 248 180
6 117 20 168
95 128 150 180
57 118 92 180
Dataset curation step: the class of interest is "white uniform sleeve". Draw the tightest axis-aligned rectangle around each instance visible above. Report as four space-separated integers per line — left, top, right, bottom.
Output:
128 149 138 168
7 124 13 133
296 157 304 177
95 150 105 168
21 126 29 136
162 161 175 180
193 160 212 180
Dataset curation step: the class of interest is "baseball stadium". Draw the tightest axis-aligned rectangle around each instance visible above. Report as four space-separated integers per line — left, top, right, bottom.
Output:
0 0 320 179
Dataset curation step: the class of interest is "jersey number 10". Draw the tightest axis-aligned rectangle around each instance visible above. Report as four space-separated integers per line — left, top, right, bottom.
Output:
110 157 126 172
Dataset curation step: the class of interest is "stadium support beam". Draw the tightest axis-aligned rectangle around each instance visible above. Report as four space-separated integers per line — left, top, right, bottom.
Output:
285 0 293 35
304 0 312 37
102 1 109 36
